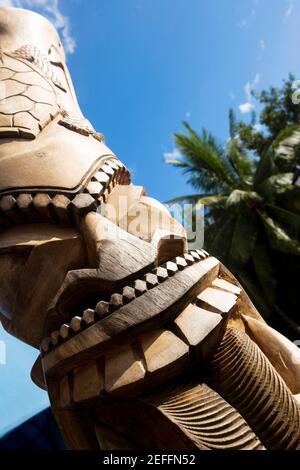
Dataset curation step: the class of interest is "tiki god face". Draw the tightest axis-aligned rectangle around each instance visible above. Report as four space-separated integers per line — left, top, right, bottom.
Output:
0 8 188 353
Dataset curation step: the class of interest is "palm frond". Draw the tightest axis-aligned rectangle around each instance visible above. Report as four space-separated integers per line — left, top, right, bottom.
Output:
172 122 237 192
165 193 226 207
252 237 277 304
258 210 300 256
209 212 237 263
265 204 300 239
227 138 255 186
228 212 258 266
226 189 262 209
254 146 275 187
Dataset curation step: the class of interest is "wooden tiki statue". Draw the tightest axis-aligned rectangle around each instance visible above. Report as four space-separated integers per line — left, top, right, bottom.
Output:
0 7 300 450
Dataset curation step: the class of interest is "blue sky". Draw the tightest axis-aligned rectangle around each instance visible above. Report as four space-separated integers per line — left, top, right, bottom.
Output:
0 0 300 435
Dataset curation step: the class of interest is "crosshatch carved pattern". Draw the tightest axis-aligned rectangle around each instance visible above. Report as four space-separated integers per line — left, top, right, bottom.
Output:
0 45 104 141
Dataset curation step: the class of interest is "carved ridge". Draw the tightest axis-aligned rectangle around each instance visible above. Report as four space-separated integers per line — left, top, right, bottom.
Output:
157 383 265 450
208 327 300 450
40 250 230 355
0 158 130 228
41 266 244 401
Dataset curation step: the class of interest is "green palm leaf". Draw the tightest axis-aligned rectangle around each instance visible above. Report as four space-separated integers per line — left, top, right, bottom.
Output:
258 210 300 255
229 212 258 266
172 122 237 192
266 204 300 239
252 237 277 304
227 138 254 186
165 193 227 207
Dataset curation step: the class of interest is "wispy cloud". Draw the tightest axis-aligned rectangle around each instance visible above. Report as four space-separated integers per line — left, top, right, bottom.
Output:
163 147 181 163
238 19 248 29
257 39 266 61
239 73 261 114
237 0 260 28
284 0 294 20
253 123 263 132
0 0 76 53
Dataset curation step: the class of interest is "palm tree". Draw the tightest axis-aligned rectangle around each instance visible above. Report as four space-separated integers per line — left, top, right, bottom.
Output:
166 98 300 334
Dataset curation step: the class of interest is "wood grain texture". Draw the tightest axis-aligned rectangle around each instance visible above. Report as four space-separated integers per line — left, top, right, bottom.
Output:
242 315 300 394
42 255 220 374
157 383 264 450
208 327 300 450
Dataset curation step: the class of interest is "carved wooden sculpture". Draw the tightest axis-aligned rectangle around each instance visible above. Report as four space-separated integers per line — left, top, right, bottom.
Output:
0 7 300 451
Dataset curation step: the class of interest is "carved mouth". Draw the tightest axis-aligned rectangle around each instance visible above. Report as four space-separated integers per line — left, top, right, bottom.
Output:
41 249 211 355
0 157 130 230
40 251 242 399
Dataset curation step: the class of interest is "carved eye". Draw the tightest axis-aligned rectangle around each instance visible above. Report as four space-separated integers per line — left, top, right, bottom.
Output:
48 45 63 65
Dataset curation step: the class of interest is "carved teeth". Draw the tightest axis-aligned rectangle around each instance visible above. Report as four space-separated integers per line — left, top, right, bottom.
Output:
114 160 124 168
0 159 130 231
101 163 115 176
50 330 60 346
93 171 110 184
144 273 159 288
82 309 96 325
70 316 83 333
133 279 147 296
52 194 72 226
86 181 104 197
108 161 119 171
183 253 194 265
95 301 110 318
155 267 169 282
190 251 200 260
33 193 54 222
122 286 136 303
0 195 24 223
110 293 124 310
71 193 97 226
59 324 70 339
165 261 179 276
16 193 39 222
42 250 211 355
175 256 188 270
196 249 207 259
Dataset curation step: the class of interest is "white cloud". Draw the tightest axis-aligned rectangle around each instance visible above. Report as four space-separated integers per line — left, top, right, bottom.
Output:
253 123 262 132
239 73 261 114
163 148 181 162
185 111 192 119
260 39 266 51
257 39 266 61
237 0 260 28
238 19 248 29
284 0 294 20
239 102 254 114
0 0 76 53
